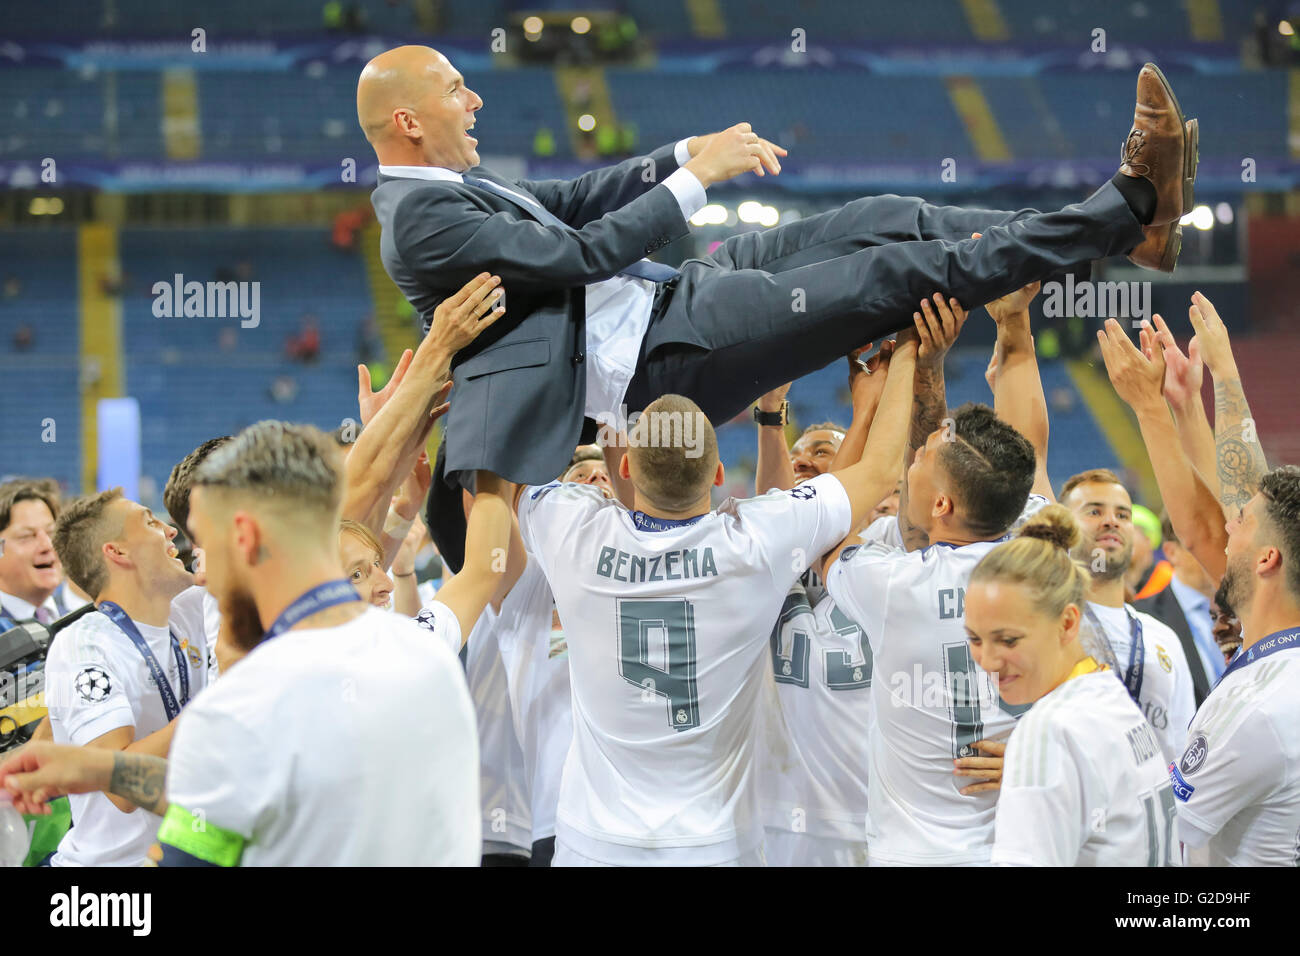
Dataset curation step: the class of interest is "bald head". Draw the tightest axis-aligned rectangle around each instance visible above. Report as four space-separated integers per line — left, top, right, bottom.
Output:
357 46 483 170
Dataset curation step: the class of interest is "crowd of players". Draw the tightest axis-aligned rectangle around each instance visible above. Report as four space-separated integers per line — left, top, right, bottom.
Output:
1 269 1297 867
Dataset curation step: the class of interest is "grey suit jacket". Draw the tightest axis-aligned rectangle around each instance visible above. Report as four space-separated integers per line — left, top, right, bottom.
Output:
371 141 690 488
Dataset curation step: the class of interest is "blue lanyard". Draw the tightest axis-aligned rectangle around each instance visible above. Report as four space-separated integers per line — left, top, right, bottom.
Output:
1215 626 1300 687
264 579 361 639
1086 604 1145 704
630 511 706 532
98 601 190 721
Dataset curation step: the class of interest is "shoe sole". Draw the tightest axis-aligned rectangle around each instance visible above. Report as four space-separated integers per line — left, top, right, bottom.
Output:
1159 223 1182 272
1144 62 1197 218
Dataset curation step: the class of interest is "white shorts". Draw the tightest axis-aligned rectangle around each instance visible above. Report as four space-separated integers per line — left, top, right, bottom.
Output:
553 841 768 867
763 828 869 867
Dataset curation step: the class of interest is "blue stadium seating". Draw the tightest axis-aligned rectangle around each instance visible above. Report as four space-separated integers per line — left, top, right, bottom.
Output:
117 227 368 495
0 230 82 491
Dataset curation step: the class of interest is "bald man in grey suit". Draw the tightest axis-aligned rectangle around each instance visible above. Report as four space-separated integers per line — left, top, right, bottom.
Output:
360 46 1197 569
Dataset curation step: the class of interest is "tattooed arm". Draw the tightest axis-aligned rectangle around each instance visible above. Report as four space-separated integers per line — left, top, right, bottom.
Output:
1187 293 1268 514
897 295 968 551
108 752 170 816
0 742 168 817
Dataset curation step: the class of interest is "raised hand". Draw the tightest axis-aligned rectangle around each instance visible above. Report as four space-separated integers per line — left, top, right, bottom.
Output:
848 340 894 410
985 280 1041 325
1151 313 1204 411
756 380 791 414
1097 318 1165 413
358 348 414 426
1186 291 1237 380
913 294 968 367
684 123 787 187
427 272 508 357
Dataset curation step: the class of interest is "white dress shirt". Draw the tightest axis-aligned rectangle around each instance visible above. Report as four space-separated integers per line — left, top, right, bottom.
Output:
379 139 706 420
0 588 62 623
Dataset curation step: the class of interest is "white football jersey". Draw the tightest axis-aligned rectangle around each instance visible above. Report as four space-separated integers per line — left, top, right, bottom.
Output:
992 667 1179 866
45 598 215 867
1086 603 1196 762
169 585 221 685
761 583 872 844
165 607 480 865
518 473 852 865
492 561 572 844
465 599 533 855
823 495 1047 866
1171 634 1300 865
412 599 463 655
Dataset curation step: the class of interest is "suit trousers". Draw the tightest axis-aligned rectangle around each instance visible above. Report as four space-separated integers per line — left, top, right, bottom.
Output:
625 184 1143 423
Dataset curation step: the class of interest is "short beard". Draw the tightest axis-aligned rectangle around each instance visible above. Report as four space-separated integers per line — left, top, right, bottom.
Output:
1073 539 1132 583
220 585 266 655
1222 555 1256 621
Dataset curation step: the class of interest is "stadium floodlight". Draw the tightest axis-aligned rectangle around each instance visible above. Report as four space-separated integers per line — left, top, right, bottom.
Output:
578 114 596 132
757 205 780 227
1280 20 1295 36
1215 202 1234 225
524 16 543 39
689 204 728 226
572 16 592 34
737 200 763 223
1190 205 1213 231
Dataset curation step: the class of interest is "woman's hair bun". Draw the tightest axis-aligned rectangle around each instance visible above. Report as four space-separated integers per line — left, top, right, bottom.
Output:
1015 503 1081 552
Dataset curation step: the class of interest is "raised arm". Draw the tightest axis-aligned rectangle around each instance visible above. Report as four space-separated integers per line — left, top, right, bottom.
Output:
1096 319 1227 579
1151 313 1219 499
829 342 894 474
897 294 968 551
342 273 505 534
427 470 519 640
754 382 796 494
985 281 1054 501
1187 292 1269 515
821 332 919 574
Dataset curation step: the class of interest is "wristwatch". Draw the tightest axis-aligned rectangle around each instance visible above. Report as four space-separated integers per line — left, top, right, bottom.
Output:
753 401 789 427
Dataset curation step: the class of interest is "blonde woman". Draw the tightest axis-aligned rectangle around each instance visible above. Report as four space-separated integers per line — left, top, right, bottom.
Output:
964 504 1179 866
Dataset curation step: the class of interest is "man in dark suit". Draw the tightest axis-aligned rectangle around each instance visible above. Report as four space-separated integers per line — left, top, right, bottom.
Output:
359 46 1197 568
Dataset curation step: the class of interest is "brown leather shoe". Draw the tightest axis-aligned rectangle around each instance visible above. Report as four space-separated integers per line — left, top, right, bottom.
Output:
1127 120 1197 272
1128 220 1182 272
1117 63 1194 226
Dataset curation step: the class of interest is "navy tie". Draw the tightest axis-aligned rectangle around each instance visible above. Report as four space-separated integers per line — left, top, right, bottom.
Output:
462 174 680 284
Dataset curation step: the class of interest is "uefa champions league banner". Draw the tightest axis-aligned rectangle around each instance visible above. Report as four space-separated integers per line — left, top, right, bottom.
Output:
0 35 1240 74
0 158 1293 194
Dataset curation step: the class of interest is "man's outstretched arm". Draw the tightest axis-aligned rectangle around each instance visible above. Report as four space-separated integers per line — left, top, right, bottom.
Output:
1097 319 1227 579
897 295 969 551
0 742 168 817
1188 292 1269 515
754 382 796 494
342 273 505 535
986 281 1055 501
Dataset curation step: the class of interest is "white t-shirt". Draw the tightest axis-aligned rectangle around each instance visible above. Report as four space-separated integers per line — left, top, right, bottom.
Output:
169 586 221 686
823 495 1048 866
412 599 463 655
518 473 852 865
761 583 872 843
465 602 533 854
45 597 215 867
992 668 1179 866
491 561 573 844
1172 636 1300 866
1086 602 1196 762
165 606 480 865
